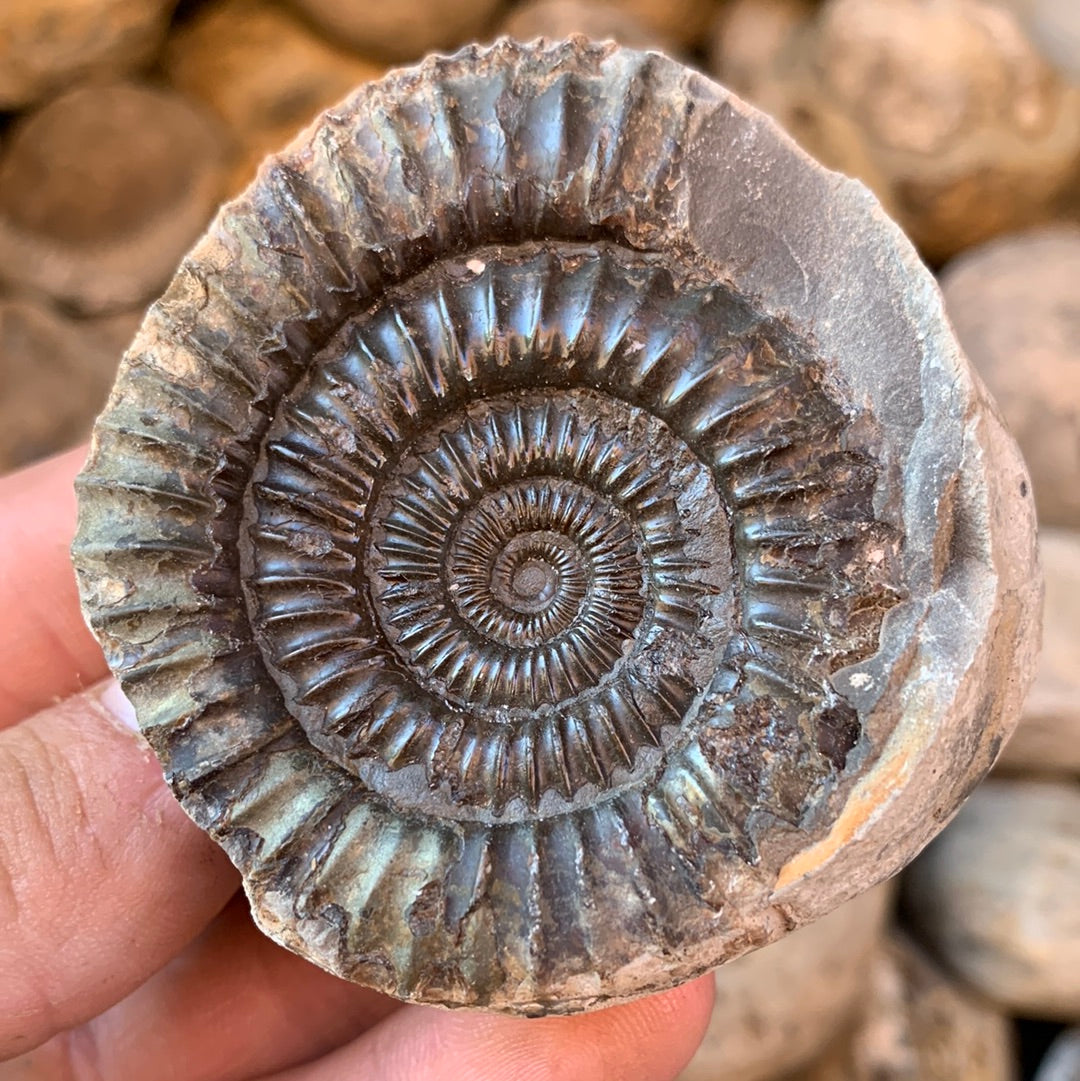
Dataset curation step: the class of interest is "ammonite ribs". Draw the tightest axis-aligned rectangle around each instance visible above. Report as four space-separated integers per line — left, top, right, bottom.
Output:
72 39 1041 1014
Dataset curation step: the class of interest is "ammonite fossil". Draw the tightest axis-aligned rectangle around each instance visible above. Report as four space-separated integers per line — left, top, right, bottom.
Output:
72 39 1041 1014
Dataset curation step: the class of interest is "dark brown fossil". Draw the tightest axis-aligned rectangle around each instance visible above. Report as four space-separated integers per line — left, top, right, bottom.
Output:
72 39 1041 1014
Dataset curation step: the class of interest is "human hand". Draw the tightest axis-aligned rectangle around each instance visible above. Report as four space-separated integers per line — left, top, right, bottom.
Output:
0 447 714 1080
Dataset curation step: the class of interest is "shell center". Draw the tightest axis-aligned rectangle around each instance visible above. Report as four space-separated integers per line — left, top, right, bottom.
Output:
496 543 565 614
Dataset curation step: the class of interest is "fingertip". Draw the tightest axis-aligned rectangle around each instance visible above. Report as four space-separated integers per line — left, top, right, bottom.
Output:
541 974 716 1080
313 974 716 1081
95 678 141 734
620 972 716 1053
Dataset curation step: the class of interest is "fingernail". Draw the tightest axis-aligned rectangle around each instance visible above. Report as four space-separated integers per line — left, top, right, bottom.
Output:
97 679 141 734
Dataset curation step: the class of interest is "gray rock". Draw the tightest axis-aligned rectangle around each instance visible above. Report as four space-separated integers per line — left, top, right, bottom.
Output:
709 0 814 100
286 0 502 61
714 0 1080 262
940 226 1080 530
1000 529 1080 775
904 777 1080 1020
680 883 894 1081
990 0 1080 78
163 0 385 198
789 935 1017 1081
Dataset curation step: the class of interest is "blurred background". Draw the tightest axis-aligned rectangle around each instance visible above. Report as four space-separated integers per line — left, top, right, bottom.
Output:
1 2 1077 1079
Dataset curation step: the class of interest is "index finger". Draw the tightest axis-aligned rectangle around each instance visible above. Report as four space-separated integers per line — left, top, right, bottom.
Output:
0 447 108 729
0 681 238 1060
263 974 715 1081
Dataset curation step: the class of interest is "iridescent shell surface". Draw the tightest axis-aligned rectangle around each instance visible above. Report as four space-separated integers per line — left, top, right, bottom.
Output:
72 39 1041 1014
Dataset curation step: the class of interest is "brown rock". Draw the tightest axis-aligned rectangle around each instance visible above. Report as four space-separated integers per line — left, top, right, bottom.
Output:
165 0 384 194
0 298 136 472
998 530 1080 774
720 0 1080 263
709 0 815 99
0 82 227 316
940 226 1080 529
992 0 1080 79
680 883 894 1081
501 0 679 52
788 936 1016 1081
592 0 718 49
1035 1029 1080 1081
286 0 504 61
904 778 1080 1020
0 0 177 111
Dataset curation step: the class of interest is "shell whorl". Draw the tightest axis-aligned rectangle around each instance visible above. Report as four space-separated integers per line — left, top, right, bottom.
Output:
72 39 1041 1014
243 241 897 826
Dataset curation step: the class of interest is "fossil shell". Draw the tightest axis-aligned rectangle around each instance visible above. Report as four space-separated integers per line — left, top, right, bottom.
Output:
72 39 1041 1014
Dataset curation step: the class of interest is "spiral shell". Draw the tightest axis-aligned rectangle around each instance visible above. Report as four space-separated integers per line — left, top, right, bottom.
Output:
73 39 1041 1014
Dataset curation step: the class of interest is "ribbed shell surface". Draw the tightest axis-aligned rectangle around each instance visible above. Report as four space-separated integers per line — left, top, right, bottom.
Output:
72 39 1041 1013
